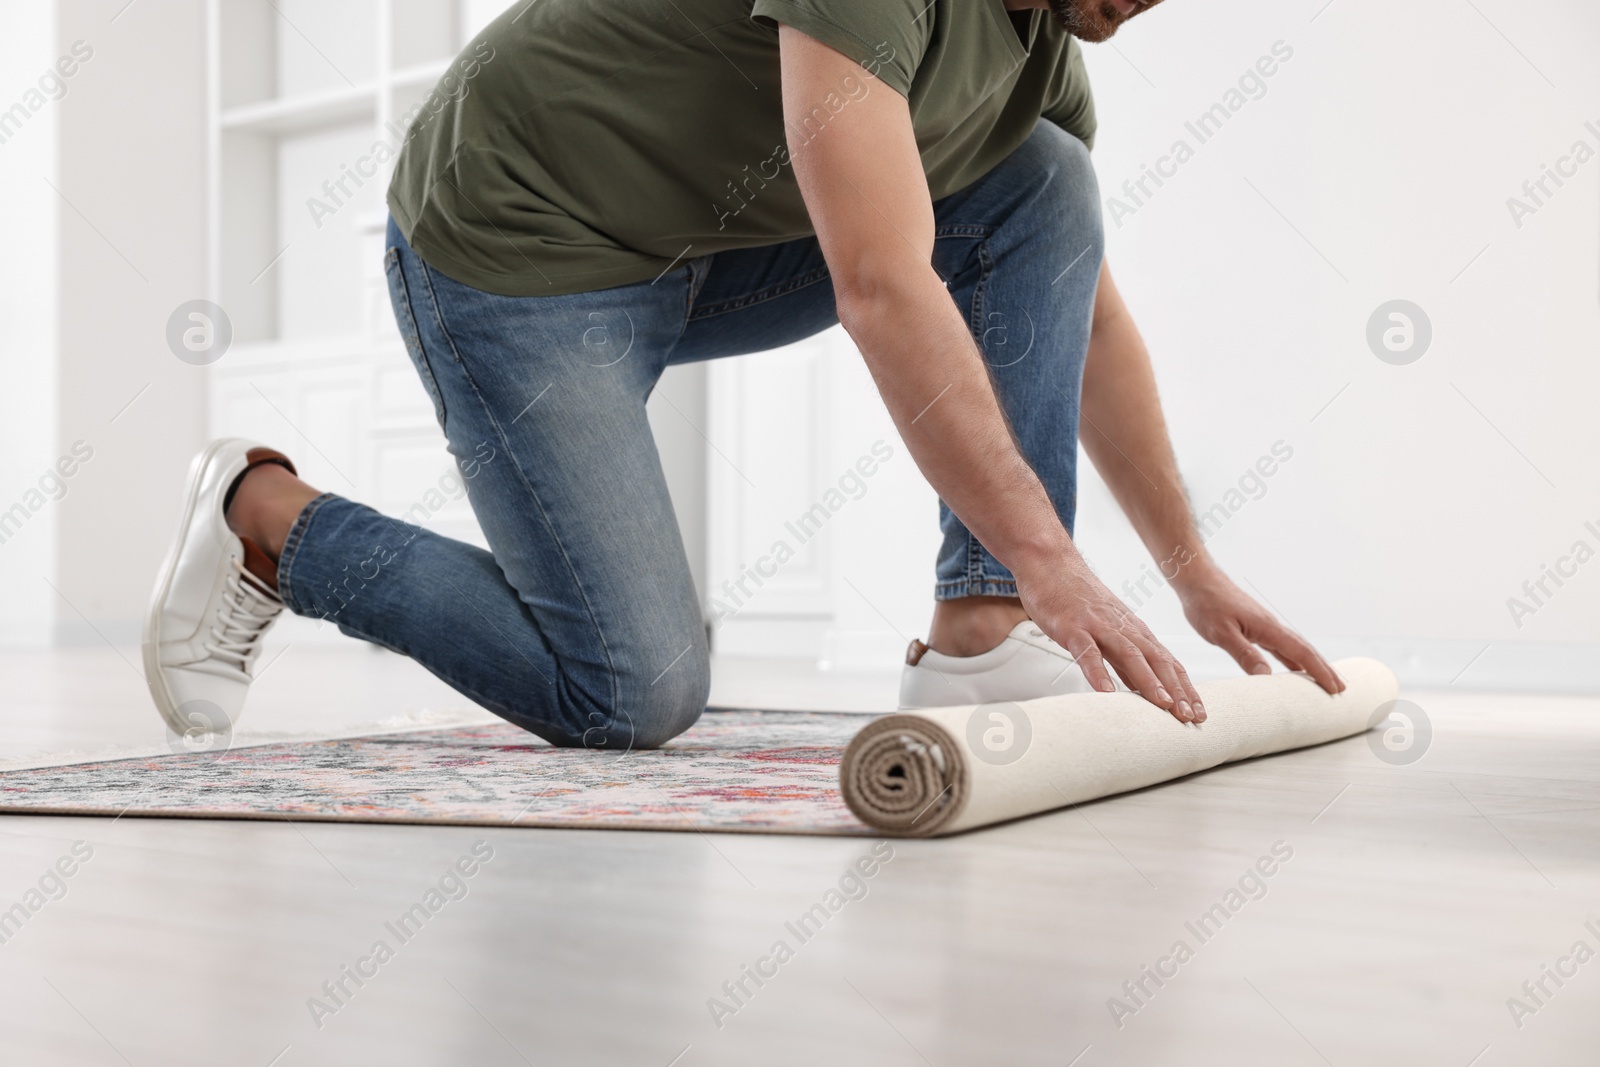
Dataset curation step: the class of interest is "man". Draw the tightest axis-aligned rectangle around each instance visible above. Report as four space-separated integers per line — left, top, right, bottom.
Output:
143 0 1342 749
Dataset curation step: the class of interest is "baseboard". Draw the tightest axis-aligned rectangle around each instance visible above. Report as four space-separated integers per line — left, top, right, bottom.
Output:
53 617 140 648
1152 635 1600 694
819 629 912 673
771 630 1600 695
38 620 1600 695
51 611 360 650
0 622 53 648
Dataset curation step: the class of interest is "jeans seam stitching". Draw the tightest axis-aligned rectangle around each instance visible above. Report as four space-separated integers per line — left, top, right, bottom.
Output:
687 265 832 321
410 257 626 721
970 237 994 348
680 257 711 336
936 577 1020 600
964 237 996 592
447 359 625 721
386 251 449 427
414 257 468 366
681 264 695 336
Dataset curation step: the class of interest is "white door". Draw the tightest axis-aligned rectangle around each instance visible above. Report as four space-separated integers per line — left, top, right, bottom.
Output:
706 328 941 670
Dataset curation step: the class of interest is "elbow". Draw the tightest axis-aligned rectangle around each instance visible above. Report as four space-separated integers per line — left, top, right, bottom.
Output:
832 265 931 340
833 278 877 339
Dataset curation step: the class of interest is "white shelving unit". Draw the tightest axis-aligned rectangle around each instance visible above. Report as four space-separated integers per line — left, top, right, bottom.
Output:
202 0 505 575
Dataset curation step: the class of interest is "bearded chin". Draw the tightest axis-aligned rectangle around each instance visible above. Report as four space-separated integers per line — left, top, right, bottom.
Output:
1047 0 1124 41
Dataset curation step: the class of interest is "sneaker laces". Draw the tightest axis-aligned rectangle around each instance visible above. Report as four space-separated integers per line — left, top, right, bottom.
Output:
203 561 282 678
1023 625 1083 670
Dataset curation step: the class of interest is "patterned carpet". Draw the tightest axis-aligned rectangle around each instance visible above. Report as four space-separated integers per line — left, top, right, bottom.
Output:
0 711 877 835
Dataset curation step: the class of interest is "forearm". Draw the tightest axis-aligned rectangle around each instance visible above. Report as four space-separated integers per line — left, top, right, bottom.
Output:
1079 261 1214 587
778 23 1073 586
837 269 1073 580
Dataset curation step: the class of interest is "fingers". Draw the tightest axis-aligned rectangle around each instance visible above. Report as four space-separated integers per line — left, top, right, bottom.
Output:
1245 617 1346 695
1060 633 1118 695
1133 632 1205 723
1263 631 1345 694
1098 631 1206 725
1162 646 1206 722
1055 619 1204 725
1105 636 1169 709
1215 625 1274 677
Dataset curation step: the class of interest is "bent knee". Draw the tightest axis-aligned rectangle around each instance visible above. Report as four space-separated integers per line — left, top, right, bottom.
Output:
1017 124 1103 242
1029 121 1097 195
537 642 710 751
626 647 711 749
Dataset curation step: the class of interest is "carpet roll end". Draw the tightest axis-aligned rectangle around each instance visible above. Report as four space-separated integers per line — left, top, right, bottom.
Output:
839 715 968 837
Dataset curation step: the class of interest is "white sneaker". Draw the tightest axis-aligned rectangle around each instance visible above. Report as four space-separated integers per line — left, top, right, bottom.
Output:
898 620 1104 709
142 438 295 735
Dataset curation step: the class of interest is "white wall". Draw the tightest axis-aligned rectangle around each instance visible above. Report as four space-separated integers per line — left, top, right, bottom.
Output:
1076 0 1600 688
0 2 61 647
54 0 210 645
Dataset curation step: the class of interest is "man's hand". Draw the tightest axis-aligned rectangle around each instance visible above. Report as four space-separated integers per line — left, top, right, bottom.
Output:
1080 263 1346 702
1016 552 1209 722
1174 564 1345 695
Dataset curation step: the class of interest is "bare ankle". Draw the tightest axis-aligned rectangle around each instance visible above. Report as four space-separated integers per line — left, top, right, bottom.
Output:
926 595 1029 658
225 463 319 560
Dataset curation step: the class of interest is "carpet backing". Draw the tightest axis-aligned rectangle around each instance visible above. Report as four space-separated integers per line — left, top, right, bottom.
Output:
839 657 1398 835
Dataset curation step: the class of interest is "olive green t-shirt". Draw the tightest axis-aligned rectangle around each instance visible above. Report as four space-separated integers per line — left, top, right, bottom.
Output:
387 0 1096 296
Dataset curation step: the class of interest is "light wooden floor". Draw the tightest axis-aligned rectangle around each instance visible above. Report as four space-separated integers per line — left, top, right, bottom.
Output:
1 647 1597 1066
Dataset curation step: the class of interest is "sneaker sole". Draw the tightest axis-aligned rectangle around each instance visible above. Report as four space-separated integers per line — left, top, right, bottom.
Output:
141 437 250 736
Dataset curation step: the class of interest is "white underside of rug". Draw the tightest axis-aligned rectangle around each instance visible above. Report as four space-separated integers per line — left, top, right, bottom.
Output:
840 657 1400 836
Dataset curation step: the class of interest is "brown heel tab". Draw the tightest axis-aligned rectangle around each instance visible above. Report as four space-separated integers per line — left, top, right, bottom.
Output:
244 447 297 478
906 639 929 666
223 447 298 517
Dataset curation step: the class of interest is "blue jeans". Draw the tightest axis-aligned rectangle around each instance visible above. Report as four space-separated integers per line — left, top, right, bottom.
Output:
276 121 1104 748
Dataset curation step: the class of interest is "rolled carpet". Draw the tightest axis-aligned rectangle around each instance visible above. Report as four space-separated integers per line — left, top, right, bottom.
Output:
839 656 1398 836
